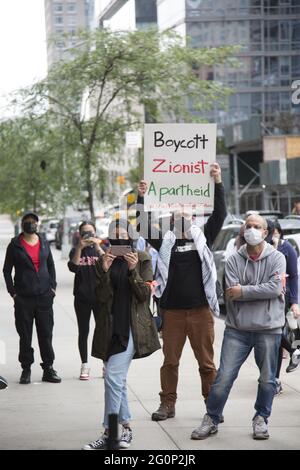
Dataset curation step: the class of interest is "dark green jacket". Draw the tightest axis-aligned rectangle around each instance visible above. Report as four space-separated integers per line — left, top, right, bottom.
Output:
92 251 161 361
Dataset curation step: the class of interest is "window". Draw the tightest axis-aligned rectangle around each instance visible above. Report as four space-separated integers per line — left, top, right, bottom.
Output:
280 56 290 75
54 16 63 25
67 2 76 13
53 3 63 13
68 16 76 27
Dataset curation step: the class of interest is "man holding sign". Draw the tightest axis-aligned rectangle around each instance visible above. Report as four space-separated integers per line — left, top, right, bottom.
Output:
137 153 226 422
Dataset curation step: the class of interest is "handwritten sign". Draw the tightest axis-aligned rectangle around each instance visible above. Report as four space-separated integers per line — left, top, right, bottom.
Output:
144 123 216 211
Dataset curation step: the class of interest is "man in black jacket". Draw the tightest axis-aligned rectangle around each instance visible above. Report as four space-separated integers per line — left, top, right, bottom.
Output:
137 163 226 421
3 212 61 385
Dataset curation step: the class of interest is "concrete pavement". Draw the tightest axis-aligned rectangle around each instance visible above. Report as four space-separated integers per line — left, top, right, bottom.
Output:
0 215 300 450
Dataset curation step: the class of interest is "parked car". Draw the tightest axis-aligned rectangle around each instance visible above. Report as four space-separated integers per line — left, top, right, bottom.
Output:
277 219 300 257
55 216 84 250
211 224 243 310
40 219 59 244
212 218 300 314
245 210 284 221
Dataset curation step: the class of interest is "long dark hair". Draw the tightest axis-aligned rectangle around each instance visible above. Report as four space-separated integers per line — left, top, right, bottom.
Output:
79 221 96 235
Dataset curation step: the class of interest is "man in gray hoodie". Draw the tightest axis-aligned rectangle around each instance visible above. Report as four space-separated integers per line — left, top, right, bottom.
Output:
191 214 286 441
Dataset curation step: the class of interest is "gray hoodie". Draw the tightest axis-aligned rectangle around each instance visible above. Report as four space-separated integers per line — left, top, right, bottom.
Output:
225 242 286 333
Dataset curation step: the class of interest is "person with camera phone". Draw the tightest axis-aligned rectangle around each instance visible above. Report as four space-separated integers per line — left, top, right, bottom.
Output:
68 221 104 380
83 218 160 450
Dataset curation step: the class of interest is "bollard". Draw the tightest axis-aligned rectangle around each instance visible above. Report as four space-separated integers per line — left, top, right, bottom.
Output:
107 413 119 450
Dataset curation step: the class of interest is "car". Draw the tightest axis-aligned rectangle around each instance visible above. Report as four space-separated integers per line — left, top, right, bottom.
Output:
284 215 300 221
55 216 84 250
40 219 59 244
245 210 284 221
211 224 244 309
277 219 300 257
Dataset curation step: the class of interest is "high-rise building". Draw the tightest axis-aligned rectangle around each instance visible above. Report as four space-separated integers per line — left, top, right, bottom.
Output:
158 0 300 131
44 0 95 69
97 0 157 31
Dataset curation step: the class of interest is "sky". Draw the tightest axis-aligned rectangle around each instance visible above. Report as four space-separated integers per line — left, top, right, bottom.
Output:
0 0 47 115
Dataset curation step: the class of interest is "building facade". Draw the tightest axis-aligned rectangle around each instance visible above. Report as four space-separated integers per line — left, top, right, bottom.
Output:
44 0 95 69
158 0 300 131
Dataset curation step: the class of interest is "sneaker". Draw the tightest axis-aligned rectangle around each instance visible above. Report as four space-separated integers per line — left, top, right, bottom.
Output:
80 364 90 381
275 379 283 396
191 414 218 440
286 350 300 373
151 403 175 421
252 415 269 440
82 433 108 450
119 427 133 449
20 369 31 385
42 367 61 383
0 376 8 389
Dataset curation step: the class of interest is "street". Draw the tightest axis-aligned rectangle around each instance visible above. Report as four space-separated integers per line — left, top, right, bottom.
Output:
0 215 300 450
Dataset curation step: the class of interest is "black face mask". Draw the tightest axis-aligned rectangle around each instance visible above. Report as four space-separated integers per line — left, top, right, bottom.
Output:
109 238 132 246
23 222 38 234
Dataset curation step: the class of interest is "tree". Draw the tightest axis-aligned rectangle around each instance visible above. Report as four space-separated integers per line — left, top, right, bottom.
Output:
13 28 237 220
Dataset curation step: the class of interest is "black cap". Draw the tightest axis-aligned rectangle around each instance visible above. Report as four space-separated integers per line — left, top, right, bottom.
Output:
21 212 39 223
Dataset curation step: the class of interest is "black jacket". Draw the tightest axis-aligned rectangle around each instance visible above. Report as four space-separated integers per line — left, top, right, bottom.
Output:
68 246 100 303
3 234 56 298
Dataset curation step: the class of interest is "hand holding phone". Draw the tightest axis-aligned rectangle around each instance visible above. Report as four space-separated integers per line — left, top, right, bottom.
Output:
110 245 132 257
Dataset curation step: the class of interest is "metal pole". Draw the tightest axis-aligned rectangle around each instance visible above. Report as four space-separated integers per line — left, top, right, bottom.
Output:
233 150 240 216
107 414 119 450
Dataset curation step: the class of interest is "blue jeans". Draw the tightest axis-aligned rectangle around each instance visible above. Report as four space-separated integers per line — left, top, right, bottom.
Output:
103 329 135 429
206 327 281 424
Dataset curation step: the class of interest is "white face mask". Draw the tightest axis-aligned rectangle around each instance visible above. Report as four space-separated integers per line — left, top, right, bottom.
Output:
244 227 264 246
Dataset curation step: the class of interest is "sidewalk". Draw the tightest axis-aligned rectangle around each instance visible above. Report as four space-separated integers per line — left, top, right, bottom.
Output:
0 220 300 450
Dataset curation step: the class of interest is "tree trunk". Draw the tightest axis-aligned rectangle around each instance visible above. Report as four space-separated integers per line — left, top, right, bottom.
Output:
84 150 95 221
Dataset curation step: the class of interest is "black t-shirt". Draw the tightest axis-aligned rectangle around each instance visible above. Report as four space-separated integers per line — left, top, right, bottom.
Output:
160 241 208 310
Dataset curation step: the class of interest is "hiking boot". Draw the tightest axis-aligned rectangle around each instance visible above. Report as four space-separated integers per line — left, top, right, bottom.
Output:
151 403 175 421
79 363 90 381
82 433 108 450
191 414 218 440
119 427 133 449
252 415 269 440
20 369 31 385
42 367 61 383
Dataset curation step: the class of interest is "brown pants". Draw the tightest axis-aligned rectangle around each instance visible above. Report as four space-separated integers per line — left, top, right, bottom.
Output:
160 306 216 405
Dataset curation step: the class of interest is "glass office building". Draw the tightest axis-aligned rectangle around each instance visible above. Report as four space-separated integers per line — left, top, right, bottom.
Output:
158 0 300 131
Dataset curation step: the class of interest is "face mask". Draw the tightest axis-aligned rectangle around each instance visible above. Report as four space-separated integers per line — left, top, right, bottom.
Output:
23 222 38 234
110 238 132 246
244 228 264 246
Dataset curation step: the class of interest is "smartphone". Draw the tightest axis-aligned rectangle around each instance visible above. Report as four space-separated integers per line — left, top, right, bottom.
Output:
110 245 132 257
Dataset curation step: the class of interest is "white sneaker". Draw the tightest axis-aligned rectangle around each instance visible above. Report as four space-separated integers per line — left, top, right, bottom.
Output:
119 427 133 449
252 415 269 440
191 414 218 440
79 363 90 381
82 433 108 450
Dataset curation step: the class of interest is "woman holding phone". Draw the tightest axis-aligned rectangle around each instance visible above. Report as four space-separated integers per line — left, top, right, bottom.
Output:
68 221 104 380
83 218 160 450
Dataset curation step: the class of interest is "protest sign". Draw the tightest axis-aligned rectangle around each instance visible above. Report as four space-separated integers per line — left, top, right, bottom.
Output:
144 123 216 211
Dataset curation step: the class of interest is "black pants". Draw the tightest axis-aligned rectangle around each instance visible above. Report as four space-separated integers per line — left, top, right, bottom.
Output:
74 297 97 364
14 293 55 370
